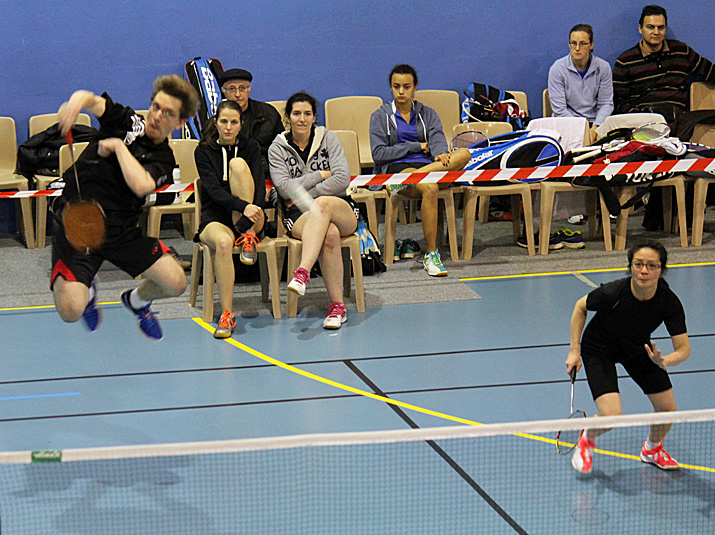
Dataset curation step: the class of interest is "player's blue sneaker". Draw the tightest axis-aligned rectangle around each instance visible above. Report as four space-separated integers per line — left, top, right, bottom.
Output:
120 290 163 341
81 277 102 332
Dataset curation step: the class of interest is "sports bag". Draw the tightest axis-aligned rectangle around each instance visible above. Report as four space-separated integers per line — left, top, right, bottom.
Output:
184 57 224 139
17 123 98 178
462 131 564 182
356 219 386 276
461 83 530 130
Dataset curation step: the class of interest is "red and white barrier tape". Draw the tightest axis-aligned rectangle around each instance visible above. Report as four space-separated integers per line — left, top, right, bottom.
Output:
2 158 713 200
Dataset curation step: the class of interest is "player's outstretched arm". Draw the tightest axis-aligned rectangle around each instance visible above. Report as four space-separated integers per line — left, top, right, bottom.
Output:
57 90 106 136
566 296 588 374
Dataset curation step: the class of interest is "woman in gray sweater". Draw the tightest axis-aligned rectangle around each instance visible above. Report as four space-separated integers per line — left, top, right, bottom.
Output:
268 92 359 330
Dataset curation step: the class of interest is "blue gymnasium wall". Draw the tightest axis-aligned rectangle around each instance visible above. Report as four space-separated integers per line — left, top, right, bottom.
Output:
8 0 715 231
2 0 714 142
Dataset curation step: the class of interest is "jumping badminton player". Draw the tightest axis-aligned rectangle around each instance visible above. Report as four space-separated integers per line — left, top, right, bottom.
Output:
566 239 690 473
51 75 199 341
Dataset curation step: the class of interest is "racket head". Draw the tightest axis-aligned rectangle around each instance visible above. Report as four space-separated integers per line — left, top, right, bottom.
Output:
451 130 487 149
556 409 587 455
63 199 106 253
631 121 670 142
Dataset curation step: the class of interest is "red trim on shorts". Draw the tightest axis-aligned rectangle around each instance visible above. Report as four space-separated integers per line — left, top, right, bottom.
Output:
50 259 77 288
158 239 171 255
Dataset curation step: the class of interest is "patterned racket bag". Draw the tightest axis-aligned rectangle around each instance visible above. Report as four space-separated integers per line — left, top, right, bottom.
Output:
462 131 564 184
184 57 224 139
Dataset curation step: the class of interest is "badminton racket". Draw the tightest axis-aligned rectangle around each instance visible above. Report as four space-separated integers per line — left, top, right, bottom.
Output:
556 367 586 454
62 130 106 254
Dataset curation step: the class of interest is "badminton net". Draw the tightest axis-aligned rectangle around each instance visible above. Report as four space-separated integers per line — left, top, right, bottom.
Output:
0 408 712 534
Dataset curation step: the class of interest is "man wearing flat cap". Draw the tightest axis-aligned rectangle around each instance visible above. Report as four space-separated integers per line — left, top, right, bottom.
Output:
219 68 284 177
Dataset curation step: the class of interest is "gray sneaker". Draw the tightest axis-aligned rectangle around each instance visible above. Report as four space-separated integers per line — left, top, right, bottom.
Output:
423 250 448 277
235 231 259 265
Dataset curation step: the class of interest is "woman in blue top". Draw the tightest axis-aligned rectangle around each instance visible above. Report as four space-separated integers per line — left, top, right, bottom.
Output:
369 64 470 277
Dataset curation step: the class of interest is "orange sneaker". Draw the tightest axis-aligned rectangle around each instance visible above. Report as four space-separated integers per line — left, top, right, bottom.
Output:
214 309 237 339
235 231 259 265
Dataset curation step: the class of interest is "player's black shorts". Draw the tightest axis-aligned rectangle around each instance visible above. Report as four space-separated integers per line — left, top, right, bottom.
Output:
50 217 170 289
581 347 673 400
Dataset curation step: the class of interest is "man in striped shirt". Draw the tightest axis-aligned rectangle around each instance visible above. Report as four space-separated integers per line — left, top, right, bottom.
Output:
613 5 715 125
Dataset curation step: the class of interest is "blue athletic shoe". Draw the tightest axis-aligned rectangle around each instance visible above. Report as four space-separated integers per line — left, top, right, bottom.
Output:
120 290 163 341
81 277 102 332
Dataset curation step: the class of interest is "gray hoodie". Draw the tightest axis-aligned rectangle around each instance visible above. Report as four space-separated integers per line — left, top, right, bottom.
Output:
369 100 449 174
268 126 350 199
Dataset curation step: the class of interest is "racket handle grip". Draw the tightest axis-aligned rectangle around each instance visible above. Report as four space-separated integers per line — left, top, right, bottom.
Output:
569 367 577 382
66 130 74 145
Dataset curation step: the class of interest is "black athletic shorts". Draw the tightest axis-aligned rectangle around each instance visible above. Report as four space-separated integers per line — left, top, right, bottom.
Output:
50 216 170 289
282 196 360 238
581 348 673 400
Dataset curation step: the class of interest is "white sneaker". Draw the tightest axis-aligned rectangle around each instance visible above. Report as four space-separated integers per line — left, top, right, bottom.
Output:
323 302 347 329
423 250 447 277
571 433 595 474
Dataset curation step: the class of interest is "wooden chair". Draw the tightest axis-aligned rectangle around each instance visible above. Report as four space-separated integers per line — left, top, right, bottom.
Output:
529 117 613 255
30 113 92 248
690 81 715 111
542 89 553 117
29 113 92 137
414 89 461 141
188 178 285 321
324 96 382 168
146 139 199 240
34 142 90 249
508 90 529 117
275 203 365 319
333 129 384 242
0 117 35 248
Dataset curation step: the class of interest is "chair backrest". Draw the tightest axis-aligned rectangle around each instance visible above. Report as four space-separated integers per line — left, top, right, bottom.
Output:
452 121 513 140
542 89 553 117
690 81 715 111
29 113 92 137
169 139 200 183
414 89 461 141
267 100 288 130
507 90 529 116
324 96 383 168
332 130 361 177
0 117 17 173
58 142 90 175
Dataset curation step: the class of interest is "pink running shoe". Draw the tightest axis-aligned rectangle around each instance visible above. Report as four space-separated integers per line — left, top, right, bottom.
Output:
288 267 310 296
640 442 679 470
323 302 347 329
571 433 596 474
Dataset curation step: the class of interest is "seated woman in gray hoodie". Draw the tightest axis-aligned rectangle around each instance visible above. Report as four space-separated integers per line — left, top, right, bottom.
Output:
268 92 360 330
370 64 469 277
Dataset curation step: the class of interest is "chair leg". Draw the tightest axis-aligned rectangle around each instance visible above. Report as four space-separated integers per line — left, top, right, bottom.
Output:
258 241 282 319
672 180 688 248
147 212 161 238
36 196 48 249
461 189 478 261
202 248 215 323
383 193 400 265
19 197 35 249
599 194 613 251
189 244 202 307
539 185 556 256
661 185 673 234
520 189 535 256
442 191 459 261
347 238 365 313
692 178 710 246
614 187 636 251
182 213 194 241
478 195 490 224
342 247 352 298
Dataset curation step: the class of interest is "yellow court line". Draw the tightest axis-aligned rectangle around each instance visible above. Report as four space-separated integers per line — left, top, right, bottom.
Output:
193 318 715 473
459 261 715 282
0 300 120 313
